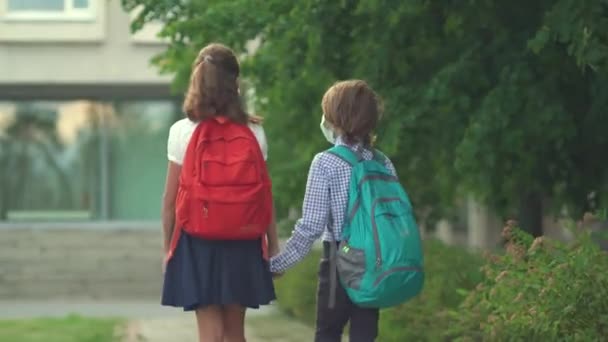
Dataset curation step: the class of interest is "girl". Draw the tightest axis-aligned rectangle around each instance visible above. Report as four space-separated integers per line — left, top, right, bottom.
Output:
270 80 397 342
161 43 279 342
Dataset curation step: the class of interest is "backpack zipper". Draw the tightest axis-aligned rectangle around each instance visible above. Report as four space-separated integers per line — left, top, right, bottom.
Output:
371 197 402 268
203 201 209 218
373 266 421 286
370 198 422 287
348 174 399 222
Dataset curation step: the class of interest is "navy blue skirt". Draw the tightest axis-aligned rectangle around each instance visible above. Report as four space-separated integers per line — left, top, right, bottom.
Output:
161 232 276 311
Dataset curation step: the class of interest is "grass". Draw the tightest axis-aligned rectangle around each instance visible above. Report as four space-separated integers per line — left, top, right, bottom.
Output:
0 315 121 342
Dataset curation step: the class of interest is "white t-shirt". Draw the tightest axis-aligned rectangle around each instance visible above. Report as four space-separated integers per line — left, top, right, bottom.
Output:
167 118 268 165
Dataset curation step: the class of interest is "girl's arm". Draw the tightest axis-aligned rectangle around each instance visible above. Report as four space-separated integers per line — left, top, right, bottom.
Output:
267 202 280 257
161 161 181 253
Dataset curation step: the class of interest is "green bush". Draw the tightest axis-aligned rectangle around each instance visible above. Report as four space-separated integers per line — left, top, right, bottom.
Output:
273 239 484 340
274 249 322 326
378 239 484 341
276 218 298 238
448 223 608 341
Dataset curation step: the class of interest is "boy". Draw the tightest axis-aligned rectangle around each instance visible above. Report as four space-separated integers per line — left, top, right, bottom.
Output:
271 80 398 342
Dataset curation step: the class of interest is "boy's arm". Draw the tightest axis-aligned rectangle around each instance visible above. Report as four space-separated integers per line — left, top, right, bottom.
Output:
383 154 398 177
270 154 330 273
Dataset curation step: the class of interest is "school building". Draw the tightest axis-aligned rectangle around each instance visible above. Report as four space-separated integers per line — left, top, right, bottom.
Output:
0 0 177 300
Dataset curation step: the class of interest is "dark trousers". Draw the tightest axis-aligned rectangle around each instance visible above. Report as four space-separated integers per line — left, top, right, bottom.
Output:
315 242 379 342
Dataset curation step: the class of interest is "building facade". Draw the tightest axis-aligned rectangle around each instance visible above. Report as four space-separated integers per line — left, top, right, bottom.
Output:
0 0 181 223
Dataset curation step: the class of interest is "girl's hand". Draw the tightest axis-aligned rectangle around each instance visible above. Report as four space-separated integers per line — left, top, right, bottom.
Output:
268 243 280 258
164 242 172 255
161 251 169 274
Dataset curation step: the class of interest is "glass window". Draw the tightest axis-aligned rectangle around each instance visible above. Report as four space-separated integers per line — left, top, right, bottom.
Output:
108 101 181 220
8 0 65 11
6 0 92 19
73 0 89 9
0 101 100 221
0 99 181 222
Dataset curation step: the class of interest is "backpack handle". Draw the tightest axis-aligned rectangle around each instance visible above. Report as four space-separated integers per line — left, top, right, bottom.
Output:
327 145 388 166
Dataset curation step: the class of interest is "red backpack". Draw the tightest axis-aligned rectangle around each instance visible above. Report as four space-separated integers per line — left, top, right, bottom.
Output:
167 117 272 260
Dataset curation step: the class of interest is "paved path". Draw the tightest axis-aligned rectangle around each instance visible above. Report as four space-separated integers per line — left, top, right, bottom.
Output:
0 300 182 319
0 300 313 342
123 306 286 342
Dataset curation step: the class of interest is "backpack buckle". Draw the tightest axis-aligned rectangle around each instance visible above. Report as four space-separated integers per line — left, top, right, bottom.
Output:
202 202 209 218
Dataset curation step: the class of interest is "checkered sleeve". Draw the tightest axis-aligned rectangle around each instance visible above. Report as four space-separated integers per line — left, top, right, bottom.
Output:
384 156 398 177
270 154 330 273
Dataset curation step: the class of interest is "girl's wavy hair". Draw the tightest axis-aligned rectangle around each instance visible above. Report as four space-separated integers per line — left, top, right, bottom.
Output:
183 43 250 124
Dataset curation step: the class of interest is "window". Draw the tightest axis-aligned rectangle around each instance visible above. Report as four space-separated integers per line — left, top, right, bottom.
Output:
0 100 180 222
5 0 93 20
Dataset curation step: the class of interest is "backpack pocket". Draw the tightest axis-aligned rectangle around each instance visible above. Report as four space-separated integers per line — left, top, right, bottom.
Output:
337 242 366 290
369 264 424 308
199 137 260 186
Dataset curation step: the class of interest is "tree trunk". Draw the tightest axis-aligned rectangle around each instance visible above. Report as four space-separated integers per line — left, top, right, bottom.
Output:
518 192 543 237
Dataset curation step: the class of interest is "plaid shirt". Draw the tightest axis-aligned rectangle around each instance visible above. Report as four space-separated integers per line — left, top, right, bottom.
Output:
270 136 397 273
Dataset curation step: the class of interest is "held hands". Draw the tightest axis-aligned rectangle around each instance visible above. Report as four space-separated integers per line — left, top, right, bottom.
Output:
268 242 284 279
269 242 280 259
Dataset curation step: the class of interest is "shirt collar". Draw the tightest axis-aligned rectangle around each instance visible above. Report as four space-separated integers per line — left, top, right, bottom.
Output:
335 135 362 149
334 135 347 147
334 135 373 159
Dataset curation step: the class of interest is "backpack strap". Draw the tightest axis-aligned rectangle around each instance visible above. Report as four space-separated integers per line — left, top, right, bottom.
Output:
327 145 388 166
324 145 361 309
180 122 207 187
373 149 387 164
326 145 361 166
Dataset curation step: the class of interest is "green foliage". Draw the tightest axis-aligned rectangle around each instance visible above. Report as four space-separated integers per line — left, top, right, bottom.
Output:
378 239 484 342
276 218 298 238
273 249 321 326
273 240 484 340
122 0 608 224
448 225 608 341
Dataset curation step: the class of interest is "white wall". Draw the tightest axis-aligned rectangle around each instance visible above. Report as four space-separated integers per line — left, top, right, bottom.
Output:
0 0 170 85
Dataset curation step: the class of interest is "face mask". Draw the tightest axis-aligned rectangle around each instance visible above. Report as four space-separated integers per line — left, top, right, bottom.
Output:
320 115 337 144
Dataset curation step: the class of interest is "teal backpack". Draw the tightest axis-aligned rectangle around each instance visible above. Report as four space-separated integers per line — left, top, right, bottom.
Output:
326 146 424 309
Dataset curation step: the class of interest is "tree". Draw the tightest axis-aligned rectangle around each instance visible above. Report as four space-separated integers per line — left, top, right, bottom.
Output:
123 0 608 235
0 105 74 218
